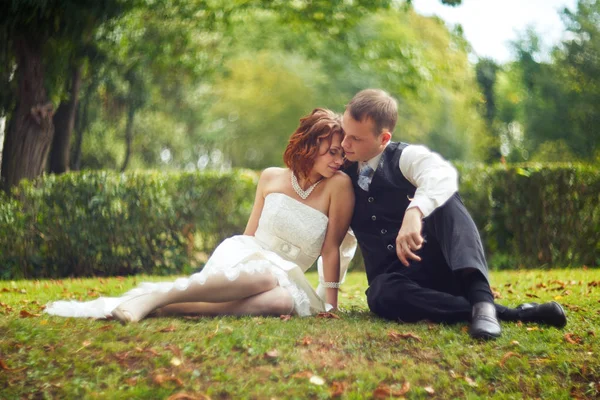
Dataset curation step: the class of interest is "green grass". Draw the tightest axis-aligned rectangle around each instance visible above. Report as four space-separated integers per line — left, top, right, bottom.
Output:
1 269 599 399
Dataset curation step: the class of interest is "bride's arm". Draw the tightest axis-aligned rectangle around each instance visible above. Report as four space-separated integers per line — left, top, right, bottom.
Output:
320 172 354 310
243 168 275 236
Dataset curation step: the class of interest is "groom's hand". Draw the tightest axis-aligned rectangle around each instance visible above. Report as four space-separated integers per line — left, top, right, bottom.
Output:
396 207 424 267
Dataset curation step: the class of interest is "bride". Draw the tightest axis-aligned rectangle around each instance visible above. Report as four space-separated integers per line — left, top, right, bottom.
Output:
45 108 356 323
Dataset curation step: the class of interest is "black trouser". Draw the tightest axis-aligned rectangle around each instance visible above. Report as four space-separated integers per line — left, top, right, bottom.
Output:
365 193 506 323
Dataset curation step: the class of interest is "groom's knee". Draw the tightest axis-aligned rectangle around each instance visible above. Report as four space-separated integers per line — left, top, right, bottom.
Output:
366 274 404 321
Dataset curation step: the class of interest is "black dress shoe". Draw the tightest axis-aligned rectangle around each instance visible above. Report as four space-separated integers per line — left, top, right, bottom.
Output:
469 302 502 340
516 301 567 328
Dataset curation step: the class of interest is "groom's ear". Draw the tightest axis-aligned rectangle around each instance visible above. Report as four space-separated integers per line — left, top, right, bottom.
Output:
380 131 392 145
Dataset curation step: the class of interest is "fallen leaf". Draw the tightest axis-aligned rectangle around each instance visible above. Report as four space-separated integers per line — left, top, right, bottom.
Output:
280 314 292 321
564 333 583 344
499 352 522 367
301 336 312 346
424 386 435 395
387 331 422 342
159 325 176 333
264 350 279 359
554 295 563 300
167 393 211 400
153 374 184 387
330 381 346 397
525 293 539 299
373 382 411 398
526 327 539 331
125 377 138 386
292 371 313 379
98 325 114 332
316 312 340 319
0 359 26 372
19 310 41 318
170 357 182 367
309 375 325 385
511 340 520 345
449 370 459 379
464 376 478 387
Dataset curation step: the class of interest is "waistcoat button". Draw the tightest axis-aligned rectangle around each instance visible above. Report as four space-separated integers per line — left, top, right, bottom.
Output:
371 215 377 221
387 244 394 251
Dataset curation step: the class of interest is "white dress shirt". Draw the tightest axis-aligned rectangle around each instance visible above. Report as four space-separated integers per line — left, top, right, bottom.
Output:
358 143 458 217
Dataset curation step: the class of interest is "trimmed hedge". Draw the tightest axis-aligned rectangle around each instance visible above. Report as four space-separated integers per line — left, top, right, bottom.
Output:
0 164 598 279
0 170 256 279
458 163 600 270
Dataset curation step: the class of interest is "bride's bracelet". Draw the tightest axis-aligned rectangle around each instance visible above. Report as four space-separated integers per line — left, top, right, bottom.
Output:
320 280 342 289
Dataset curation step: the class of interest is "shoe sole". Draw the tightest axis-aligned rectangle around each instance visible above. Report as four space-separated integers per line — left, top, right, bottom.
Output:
469 329 501 340
549 301 567 328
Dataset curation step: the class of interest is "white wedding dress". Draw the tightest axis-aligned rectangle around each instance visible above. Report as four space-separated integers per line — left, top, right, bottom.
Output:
45 193 356 318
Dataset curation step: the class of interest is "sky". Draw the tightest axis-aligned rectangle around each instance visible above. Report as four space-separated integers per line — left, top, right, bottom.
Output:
412 0 579 63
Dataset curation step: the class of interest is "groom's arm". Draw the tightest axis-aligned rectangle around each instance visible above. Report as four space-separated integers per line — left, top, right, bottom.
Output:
395 145 458 266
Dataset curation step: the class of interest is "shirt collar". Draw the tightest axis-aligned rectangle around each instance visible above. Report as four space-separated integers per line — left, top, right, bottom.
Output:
358 141 389 172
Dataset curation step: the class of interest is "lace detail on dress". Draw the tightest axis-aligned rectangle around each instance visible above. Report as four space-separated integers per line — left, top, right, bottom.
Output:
256 193 328 263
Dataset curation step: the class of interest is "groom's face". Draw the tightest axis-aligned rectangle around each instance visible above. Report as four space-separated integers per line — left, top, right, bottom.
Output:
341 111 389 162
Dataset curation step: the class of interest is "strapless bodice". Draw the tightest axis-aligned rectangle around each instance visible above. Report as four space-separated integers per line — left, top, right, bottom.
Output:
254 193 328 271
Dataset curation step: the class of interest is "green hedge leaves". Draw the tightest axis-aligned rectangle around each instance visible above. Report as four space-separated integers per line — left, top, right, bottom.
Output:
0 164 597 279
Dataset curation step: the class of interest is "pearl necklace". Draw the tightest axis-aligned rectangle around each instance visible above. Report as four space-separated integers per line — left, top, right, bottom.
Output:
291 172 322 200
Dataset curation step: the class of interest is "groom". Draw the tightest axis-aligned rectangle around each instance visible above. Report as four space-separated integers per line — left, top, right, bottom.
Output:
341 89 567 339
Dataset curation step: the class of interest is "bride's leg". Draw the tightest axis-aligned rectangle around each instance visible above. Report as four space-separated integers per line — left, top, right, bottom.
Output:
155 286 294 317
112 270 279 323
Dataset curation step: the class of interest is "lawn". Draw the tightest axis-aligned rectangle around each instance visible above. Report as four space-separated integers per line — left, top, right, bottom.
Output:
1 269 598 399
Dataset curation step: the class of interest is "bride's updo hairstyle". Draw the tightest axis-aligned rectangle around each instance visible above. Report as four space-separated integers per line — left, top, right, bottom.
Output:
283 108 343 179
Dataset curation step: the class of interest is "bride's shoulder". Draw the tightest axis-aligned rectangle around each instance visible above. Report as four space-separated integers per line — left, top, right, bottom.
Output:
325 171 352 191
259 167 287 182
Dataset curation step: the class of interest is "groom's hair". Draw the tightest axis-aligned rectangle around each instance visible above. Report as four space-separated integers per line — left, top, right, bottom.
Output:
284 108 343 179
346 89 398 135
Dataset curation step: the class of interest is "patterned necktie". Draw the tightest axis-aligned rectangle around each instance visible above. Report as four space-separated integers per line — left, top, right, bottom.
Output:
357 164 374 191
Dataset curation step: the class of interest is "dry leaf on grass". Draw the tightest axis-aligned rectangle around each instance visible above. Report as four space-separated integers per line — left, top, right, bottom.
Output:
525 293 539 298
424 386 435 395
499 352 522 367
167 393 211 400
387 331 422 342
280 314 292 321
125 377 138 386
0 359 26 372
316 312 341 319
98 325 114 332
330 381 346 397
373 382 411 398
464 376 478 387
301 336 312 346
170 357 182 367
19 310 41 318
264 350 279 359
292 371 313 379
564 333 583 344
153 374 183 387
309 375 325 385
159 325 177 333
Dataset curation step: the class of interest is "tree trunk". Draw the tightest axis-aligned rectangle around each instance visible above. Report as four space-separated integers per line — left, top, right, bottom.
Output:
1 36 54 193
49 65 82 174
120 104 136 172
